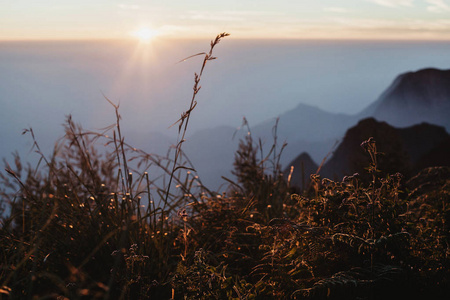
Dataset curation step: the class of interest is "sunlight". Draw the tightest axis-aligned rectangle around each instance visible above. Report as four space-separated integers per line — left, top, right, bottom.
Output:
109 33 169 105
131 27 160 44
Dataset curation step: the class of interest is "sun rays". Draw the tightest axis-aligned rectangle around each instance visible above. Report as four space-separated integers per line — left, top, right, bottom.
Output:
131 27 161 44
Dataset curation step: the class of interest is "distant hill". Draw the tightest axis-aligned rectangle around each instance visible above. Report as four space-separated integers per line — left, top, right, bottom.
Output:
185 68 450 189
361 68 450 130
252 103 356 143
183 104 349 189
318 118 450 182
183 125 239 189
283 152 319 191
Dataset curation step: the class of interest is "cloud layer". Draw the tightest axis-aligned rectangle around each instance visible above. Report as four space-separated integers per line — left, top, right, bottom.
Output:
427 0 450 12
368 0 414 7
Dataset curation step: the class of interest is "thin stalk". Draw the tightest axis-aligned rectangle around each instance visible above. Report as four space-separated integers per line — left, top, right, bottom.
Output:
163 33 229 209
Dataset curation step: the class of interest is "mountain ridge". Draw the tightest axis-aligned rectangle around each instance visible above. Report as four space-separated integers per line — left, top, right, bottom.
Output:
184 67 450 188
317 118 450 182
360 68 450 130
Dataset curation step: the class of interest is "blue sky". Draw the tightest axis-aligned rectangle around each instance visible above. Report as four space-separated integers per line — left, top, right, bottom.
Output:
1 0 450 40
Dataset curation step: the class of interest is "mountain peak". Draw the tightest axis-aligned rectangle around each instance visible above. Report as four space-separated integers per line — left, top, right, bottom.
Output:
284 152 319 191
319 117 450 181
363 68 450 130
392 68 450 106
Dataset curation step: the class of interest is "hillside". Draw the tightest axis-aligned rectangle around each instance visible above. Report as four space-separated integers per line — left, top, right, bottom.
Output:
283 152 319 190
361 68 450 130
183 68 450 188
318 118 450 181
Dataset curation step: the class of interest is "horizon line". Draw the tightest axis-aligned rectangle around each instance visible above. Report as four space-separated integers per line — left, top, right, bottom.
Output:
2 36 450 43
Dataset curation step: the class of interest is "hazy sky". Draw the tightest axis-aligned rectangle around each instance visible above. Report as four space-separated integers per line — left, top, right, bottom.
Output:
1 0 450 40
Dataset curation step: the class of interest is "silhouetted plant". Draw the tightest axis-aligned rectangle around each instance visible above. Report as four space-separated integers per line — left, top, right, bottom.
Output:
231 118 289 221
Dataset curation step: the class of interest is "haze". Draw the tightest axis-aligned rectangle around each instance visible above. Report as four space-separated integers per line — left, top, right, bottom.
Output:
1 0 450 177
1 38 450 162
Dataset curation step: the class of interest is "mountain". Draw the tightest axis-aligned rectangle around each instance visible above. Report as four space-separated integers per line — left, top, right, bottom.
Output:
414 137 450 171
249 103 357 169
317 118 450 182
252 103 356 143
183 104 352 189
361 68 450 130
283 152 318 191
183 125 240 189
183 68 450 189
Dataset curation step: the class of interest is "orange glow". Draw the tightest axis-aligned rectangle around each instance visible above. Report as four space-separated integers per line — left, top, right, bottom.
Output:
131 27 160 43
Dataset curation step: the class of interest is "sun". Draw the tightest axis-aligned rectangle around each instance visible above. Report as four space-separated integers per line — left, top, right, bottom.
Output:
131 27 160 43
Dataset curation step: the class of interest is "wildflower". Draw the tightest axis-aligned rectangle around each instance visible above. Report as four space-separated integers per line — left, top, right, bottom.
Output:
360 137 375 151
394 172 403 180
310 174 321 181
177 208 188 221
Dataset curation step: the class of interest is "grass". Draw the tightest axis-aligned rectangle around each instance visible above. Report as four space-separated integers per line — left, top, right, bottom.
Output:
1 33 449 299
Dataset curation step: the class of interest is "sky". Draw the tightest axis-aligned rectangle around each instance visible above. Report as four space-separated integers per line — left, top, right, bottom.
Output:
1 0 450 40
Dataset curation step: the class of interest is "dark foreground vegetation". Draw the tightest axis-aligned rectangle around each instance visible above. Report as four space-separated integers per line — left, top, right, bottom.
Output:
1 34 449 299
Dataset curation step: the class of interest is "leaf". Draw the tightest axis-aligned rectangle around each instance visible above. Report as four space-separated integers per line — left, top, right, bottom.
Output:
173 166 196 173
177 52 207 63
